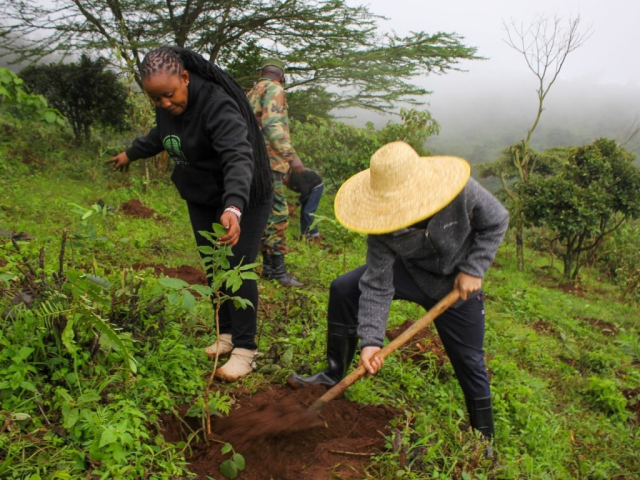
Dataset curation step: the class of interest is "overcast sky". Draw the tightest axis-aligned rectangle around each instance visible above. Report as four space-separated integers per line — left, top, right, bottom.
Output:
364 0 640 86
354 0 640 156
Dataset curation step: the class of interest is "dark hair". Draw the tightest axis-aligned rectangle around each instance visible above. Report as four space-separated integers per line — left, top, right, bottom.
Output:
140 46 272 207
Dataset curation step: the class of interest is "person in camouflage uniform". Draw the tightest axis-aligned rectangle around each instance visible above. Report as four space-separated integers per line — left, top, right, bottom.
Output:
247 57 304 287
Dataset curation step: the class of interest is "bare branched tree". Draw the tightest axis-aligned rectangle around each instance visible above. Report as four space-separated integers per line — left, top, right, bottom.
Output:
504 14 593 146
617 114 640 153
488 14 592 271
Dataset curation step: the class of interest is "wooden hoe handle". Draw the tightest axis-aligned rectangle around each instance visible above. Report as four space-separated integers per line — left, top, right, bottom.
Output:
309 289 461 411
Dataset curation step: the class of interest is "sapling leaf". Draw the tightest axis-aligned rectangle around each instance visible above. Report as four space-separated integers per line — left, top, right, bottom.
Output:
198 246 216 255
232 453 245 470
181 290 196 311
221 443 233 454
220 459 238 479
167 292 180 305
212 223 228 237
191 285 213 296
198 230 216 244
238 262 260 271
158 277 190 290
231 297 254 310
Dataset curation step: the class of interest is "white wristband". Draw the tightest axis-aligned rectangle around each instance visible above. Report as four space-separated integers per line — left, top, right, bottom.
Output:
224 206 242 220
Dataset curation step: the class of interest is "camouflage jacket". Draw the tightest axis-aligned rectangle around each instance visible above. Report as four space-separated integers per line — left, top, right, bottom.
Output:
247 78 298 173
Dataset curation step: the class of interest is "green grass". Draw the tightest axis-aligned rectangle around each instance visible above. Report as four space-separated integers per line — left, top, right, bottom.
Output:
1 120 639 479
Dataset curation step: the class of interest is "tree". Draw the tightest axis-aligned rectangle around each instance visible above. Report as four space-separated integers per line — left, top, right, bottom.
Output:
20 55 129 144
521 139 640 282
478 14 591 271
292 108 440 190
1 0 479 114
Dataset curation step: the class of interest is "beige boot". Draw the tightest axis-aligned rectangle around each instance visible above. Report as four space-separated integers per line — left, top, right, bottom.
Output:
204 333 233 358
215 348 256 382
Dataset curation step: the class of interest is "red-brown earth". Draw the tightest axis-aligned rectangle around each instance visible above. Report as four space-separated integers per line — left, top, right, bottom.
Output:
160 384 399 480
121 199 164 220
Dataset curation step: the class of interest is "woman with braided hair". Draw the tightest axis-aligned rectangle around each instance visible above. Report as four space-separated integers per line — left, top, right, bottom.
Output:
108 46 273 381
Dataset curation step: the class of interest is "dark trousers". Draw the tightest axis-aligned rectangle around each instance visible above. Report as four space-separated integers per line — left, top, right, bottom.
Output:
187 200 271 350
300 185 324 236
328 260 491 399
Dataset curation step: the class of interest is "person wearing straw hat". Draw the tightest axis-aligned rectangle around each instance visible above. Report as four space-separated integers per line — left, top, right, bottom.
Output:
287 141 509 441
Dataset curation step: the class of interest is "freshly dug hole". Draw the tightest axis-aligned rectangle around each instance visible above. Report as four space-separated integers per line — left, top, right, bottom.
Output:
161 384 399 480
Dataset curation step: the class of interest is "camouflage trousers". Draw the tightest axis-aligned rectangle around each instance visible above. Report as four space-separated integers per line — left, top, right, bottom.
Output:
261 171 289 255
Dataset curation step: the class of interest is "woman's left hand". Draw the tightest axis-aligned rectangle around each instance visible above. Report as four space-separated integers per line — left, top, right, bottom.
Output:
219 212 240 246
454 272 482 300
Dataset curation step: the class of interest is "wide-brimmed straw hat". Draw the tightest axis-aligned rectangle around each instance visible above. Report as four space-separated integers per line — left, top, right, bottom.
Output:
334 142 470 234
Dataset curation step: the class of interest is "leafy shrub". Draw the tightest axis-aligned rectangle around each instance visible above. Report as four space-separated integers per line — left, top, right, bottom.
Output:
292 108 439 190
0 67 64 125
583 377 631 422
20 55 129 144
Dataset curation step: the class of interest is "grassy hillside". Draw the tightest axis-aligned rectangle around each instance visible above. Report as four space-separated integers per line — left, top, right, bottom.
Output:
0 120 638 479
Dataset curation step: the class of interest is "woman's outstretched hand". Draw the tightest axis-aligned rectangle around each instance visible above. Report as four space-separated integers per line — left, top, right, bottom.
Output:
106 152 131 172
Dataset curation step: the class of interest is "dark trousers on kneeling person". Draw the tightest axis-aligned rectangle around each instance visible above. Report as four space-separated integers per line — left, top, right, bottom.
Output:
329 259 490 399
289 257 494 439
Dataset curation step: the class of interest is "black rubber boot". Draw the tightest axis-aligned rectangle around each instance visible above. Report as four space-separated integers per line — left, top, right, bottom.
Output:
467 396 495 459
287 322 359 388
467 396 495 440
261 252 272 279
270 254 303 287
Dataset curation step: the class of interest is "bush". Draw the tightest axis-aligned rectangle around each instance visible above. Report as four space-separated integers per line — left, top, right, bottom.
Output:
21 55 129 144
583 377 631 422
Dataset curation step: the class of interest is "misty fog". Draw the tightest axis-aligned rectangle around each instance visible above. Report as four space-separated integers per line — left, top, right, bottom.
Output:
344 71 640 165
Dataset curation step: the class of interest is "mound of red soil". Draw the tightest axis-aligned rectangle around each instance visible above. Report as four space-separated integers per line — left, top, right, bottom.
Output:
133 263 208 286
161 384 398 480
557 283 585 297
121 199 161 219
531 319 557 335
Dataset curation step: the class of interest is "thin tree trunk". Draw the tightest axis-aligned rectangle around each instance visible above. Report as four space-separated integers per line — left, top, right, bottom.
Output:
515 207 525 271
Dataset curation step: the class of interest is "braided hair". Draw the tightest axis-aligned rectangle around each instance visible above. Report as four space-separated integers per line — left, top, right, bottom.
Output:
140 46 272 208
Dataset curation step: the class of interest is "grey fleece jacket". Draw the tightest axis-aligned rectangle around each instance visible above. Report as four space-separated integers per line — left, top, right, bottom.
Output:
357 177 509 348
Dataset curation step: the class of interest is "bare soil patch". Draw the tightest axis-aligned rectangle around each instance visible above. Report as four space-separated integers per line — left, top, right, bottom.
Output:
576 316 618 336
121 199 163 220
160 384 398 480
531 319 557 335
133 263 208 286
557 283 585 297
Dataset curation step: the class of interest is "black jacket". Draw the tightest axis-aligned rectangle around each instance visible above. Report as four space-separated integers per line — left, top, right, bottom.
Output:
287 168 322 203
126 73 254 210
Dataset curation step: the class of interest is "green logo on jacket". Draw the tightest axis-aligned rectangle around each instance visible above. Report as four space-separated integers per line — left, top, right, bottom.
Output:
163 135 188 165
